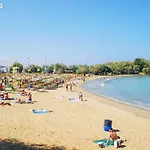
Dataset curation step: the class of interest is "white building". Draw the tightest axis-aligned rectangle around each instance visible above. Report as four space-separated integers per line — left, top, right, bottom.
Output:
0 66 8 73
12 67 19 74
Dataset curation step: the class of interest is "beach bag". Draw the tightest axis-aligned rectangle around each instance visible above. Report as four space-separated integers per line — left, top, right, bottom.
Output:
104 119 112 132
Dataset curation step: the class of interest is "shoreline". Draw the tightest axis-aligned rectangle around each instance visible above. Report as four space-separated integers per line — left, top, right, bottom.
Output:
78 76 150 119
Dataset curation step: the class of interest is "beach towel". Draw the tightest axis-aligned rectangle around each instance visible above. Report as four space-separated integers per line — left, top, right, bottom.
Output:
93 139 114 147
1 98 15 100
69 98 80 101
52 96 64 99
32 109 49 114
16 101 34 104
4 90 15 93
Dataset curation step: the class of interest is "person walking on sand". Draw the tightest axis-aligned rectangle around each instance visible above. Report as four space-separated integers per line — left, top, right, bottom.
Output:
79 92 83 101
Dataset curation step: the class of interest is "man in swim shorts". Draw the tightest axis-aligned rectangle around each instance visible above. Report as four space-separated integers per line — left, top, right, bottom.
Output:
106 129 127 148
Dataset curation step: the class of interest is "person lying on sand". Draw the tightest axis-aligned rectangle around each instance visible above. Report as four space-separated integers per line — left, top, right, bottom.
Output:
4 93 9 100
16 99 25 103
3 93 15 100
0 93 4 98
106 129 127 148
20 89 28 96
16 99 34 104
0 102 11 106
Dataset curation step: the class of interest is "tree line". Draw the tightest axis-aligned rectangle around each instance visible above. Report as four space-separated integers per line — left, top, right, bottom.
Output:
8 58 150 75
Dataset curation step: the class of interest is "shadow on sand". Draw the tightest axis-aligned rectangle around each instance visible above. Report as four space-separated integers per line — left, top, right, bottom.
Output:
112 129 120 132
0 139 77 150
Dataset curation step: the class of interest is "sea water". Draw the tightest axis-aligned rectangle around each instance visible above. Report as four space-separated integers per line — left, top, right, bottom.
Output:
82 76 150 110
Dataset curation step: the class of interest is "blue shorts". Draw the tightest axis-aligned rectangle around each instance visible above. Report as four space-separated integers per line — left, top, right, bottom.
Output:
28 98 32 101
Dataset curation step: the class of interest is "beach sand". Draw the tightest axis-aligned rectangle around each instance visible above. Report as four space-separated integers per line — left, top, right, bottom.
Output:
0 77 150 150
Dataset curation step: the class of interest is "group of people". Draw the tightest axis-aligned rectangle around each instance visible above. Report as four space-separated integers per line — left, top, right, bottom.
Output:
0 92 14 100
0 90 32 105
0 92 13 106
17 90 32 103
66 83 73 91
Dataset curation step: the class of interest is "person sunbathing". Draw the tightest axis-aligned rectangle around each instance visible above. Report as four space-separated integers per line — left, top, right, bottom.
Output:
0 93 4 98
4 93 14 100
106 129 127 148
4 93 9 100
0 102 11 106
20 89 28 96
16 99 32 104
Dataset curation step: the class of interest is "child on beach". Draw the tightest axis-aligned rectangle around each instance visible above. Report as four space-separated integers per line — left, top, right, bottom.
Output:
28 93 32 102
79 92 83 101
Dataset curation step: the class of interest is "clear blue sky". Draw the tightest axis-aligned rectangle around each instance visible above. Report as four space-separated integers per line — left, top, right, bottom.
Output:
0 0 150 66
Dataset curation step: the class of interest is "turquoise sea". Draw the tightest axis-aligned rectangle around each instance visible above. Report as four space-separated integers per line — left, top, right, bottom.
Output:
82 76 150 110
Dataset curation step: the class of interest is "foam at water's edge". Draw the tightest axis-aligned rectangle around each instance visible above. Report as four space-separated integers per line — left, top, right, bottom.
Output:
100 94 150 111
82 77 150 111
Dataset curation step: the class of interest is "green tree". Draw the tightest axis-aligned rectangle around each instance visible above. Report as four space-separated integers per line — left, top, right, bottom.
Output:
133 58 147 72
27 64 41 73
133 65 140 74
76 65 89 74
54 63 67 74
100 64 112 75
9 62 23 73
68 65 78 73
142 67 150 75
42 65 54 73
90 64 102 75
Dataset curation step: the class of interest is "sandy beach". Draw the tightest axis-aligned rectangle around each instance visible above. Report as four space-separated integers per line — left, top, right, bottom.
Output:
0 77 150 150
